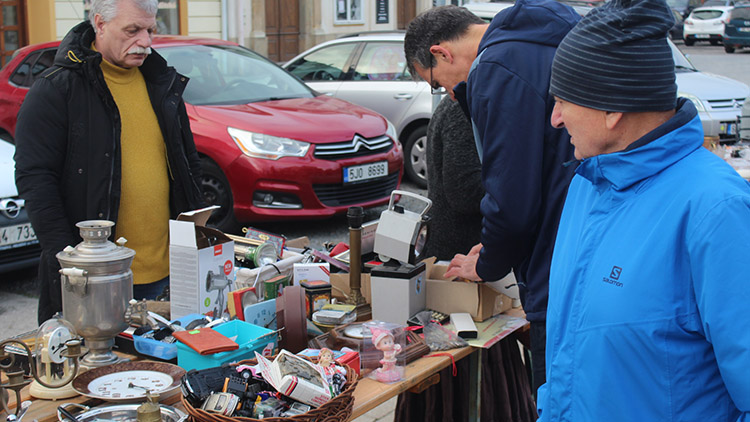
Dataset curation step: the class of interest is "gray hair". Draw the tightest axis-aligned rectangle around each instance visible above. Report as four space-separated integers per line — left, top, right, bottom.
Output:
404 5 484 80
89 0 158 31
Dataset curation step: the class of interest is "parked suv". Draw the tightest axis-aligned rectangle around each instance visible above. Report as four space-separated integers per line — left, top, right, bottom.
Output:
284 32 431 188
683 6 733 45
723 4 750 53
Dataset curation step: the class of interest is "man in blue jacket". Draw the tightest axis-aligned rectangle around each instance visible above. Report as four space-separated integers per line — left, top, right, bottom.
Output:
404 0 580 392
539 0 750 419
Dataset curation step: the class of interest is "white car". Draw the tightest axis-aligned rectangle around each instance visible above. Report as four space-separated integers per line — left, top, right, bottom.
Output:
284 33 432 188
0 135 39 273
683 5 733 45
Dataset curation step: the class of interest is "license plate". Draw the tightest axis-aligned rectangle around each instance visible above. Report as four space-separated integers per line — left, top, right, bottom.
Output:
0 222 37 250
695 34 710 38
343 161 388 183
740 28 750 32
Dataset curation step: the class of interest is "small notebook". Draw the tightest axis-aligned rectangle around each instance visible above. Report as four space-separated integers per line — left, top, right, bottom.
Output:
173 327 239 355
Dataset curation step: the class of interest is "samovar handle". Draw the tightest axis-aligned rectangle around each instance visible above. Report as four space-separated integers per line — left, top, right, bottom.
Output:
60 268 89 295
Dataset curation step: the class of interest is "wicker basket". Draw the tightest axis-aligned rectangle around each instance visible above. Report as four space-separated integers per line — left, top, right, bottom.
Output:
181 357 359 422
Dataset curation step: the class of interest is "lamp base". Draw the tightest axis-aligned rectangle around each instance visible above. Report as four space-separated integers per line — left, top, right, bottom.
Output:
29 379 79 400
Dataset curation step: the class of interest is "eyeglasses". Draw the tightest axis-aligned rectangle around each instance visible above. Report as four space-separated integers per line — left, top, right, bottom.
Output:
429 65 447 96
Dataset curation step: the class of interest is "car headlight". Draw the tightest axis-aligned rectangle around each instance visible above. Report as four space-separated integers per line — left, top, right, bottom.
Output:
227 127 310 160
678 92 706 112
385 119 398 142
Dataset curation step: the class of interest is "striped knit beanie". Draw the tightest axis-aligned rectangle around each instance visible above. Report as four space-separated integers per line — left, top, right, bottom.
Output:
550 0 677 112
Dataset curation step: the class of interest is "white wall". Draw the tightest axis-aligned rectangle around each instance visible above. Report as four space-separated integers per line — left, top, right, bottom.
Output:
319 0 399 38
55 0 85 40
187 0 223 39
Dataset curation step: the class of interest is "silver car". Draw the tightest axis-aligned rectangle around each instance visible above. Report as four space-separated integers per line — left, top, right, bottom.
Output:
284 33 432 188
671 40 748 139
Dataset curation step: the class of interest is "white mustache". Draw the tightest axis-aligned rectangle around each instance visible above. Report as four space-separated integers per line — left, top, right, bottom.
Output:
127 46 152 55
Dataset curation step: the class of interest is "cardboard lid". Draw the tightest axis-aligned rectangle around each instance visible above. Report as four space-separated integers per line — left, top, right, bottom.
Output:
176 205 221 227
300 280 331 289
371 261 426 279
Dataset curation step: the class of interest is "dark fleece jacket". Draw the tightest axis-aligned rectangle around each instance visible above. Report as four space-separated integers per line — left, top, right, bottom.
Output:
422 96 484 261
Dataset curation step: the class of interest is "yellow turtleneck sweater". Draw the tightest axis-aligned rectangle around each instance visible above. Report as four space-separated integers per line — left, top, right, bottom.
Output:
99 54 170 285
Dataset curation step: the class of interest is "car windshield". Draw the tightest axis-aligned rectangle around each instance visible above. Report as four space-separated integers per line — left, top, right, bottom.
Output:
160 44 314 106
730 7 750 20
669 40 696 72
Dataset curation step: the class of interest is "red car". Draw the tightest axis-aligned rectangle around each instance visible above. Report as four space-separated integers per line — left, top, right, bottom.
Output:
0 36 403 232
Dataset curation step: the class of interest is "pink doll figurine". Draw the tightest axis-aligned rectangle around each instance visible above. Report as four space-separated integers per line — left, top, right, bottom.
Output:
318 348 346 378
317 347 347 396
370 327 403 383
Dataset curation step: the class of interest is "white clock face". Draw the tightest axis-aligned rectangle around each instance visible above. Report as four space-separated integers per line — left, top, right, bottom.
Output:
87 370 173 400
47 326 73 364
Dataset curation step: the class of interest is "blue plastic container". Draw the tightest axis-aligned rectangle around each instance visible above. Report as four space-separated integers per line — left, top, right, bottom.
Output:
133 313 205 361
176 319 277 371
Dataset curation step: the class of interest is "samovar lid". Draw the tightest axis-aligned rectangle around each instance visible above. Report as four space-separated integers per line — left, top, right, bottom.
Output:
56 220 135 268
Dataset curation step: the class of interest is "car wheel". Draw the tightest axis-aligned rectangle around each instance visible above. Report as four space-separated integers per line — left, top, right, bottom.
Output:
684 38 694 46
200 158 240 233
404 126 428 189
725 44 735 53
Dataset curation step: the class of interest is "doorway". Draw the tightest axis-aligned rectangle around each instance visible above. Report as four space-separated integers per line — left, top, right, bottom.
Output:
265 0 300 63
0 0 26 67
397 0 416 29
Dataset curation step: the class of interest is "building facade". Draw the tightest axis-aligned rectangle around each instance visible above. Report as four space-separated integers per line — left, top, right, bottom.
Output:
1 0 472 66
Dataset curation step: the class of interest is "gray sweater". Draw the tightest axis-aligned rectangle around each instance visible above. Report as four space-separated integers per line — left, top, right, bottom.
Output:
422 97 484 261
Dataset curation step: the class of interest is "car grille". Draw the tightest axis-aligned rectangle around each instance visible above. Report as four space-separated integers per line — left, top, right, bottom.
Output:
314 172 399 207
707 97 745 111
313 135 393 160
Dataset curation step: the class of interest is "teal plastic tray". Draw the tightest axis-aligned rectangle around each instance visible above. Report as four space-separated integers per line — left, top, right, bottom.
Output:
176 319 277 371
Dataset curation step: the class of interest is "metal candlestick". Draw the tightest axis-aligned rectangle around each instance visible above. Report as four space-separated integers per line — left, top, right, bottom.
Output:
346 207 370 319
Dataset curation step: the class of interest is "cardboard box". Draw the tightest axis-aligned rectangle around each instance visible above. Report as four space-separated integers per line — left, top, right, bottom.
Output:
294 262 330 284
330 273 372 304
169 206 235 320
255 350 333 407
424 258 513 322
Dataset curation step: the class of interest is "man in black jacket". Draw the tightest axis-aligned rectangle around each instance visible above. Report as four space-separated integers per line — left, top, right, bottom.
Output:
14 0 205 324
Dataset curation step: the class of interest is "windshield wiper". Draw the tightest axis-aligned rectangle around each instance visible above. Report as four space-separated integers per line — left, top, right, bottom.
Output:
675 65 697 72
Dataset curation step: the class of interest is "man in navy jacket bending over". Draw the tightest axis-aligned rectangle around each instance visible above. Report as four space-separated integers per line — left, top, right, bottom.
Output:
404 0 579 392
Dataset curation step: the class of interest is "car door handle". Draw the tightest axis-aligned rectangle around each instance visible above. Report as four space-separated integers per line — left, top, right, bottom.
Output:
394 93 413 100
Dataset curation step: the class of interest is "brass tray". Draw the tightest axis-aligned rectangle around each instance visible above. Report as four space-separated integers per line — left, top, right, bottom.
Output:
72 361 185 402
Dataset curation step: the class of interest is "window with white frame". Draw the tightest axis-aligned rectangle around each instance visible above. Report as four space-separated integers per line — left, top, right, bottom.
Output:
335 0 364 24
